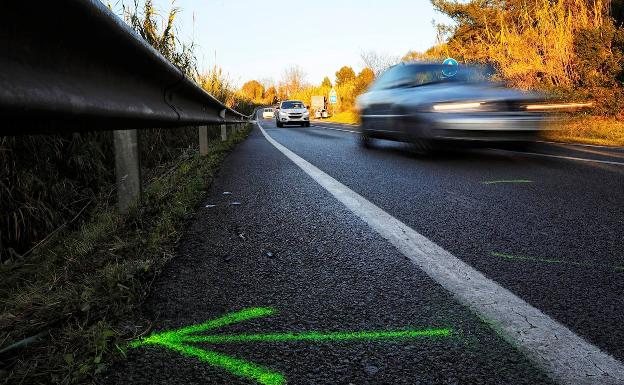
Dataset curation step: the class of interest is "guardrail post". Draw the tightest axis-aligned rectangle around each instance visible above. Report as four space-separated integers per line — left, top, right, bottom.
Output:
221 124 227 142
199 125 209 156
113 129 141 213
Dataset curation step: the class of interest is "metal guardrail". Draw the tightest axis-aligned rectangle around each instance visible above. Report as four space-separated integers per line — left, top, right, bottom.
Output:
0 0 255 211
0 0 251 135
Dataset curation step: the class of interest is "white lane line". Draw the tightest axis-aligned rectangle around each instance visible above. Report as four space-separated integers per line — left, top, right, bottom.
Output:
256 120 624 385
310 124 623 166
497 149 624 166
311 124 359 134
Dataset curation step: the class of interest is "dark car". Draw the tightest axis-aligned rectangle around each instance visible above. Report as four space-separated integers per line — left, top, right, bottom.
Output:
355 63 548 152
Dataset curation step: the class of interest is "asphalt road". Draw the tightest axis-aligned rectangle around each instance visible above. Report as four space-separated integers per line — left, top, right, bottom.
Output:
107 116 624 385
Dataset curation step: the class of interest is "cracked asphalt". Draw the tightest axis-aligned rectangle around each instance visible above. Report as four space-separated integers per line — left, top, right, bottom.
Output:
106 116 623 385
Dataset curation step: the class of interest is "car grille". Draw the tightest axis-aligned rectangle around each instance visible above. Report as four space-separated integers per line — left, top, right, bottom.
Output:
288 114 303 118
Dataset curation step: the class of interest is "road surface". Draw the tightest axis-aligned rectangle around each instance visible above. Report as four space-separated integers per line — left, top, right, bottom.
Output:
107 115 624 385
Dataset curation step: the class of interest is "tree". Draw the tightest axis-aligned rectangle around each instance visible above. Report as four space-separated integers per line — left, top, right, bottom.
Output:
265 86 278 105
335 66 356 87
357 68 375 85
360 50 400 76
281 65 306 97
321 76 332 88
353 67 375 96
430 0 619 88
241 80 264 102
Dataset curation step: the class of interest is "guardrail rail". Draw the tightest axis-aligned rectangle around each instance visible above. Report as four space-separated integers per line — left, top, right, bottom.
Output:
0 0 254 211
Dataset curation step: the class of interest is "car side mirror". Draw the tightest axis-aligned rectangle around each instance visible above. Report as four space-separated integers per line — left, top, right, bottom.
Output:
306 105 310 109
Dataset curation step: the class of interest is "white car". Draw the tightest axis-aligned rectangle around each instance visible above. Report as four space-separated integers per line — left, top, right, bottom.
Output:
262 108 274 118
275 100 310 127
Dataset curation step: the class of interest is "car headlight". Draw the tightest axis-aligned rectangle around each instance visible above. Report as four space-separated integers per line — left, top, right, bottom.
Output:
524 102 593 111
303 111 310 116
432 102 483 112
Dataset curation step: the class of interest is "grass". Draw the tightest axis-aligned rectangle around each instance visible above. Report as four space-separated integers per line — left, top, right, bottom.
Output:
324 111 360 125
544 115 624 147
0 124 251 384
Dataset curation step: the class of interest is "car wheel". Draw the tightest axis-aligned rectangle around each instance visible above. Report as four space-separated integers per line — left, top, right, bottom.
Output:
304 122 310 127
400 116 436 155
360 132 373 148
360 118 374 148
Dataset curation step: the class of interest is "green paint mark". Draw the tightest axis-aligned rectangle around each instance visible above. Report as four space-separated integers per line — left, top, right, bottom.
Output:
482 179 533 185
492 252 566 264
131 307 452 385
159 340 286 385
176 307 276 336
491 252 624 272
182 328 451 344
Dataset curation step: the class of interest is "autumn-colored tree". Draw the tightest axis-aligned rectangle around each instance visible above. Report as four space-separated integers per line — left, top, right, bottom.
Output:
321 76 332 88
431 0 624 114
265 86 278 105
335 66 356 87
354 67 375 95
241 80 265 102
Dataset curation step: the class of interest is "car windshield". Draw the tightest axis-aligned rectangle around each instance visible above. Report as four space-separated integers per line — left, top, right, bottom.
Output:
371 64 494 90
281 101 304 109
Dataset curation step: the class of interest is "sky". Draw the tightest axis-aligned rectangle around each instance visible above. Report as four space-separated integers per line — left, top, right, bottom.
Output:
114 0 451 87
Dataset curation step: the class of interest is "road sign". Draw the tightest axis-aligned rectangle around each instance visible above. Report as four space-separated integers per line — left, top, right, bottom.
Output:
442 57 458 77
130 307 452 385
329 88 337 104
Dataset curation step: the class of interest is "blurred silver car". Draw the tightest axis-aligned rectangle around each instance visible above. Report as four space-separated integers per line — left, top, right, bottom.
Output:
355 63 549 152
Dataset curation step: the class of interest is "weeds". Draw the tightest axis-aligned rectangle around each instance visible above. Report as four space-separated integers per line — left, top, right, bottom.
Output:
0 125 251 384
546 115 624 146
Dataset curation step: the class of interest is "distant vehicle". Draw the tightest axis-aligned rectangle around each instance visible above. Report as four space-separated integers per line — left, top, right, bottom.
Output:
311 95 325 112
276 100 310 127
262 108 274 119
355 63 549 152
314 109 329 119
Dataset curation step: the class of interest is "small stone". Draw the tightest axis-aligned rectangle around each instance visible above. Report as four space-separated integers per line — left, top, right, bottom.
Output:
223 255 232 262
230 201 241 206
265 251 274 258
364 365 379 375
205 204 216 208
223 191 232 195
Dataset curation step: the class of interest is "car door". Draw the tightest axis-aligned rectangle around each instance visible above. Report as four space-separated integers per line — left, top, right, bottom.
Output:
361 65 412 135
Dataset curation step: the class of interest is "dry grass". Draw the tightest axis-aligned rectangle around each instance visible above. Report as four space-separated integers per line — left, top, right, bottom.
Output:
325 111 360 125
545 116 624 146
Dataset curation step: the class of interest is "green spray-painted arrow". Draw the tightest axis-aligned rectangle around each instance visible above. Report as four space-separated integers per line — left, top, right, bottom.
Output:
130 307 452 385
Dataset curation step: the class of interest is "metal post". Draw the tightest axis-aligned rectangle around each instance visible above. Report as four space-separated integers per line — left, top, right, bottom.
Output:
199 125 209 156
221 124 227 142
113 129 141 213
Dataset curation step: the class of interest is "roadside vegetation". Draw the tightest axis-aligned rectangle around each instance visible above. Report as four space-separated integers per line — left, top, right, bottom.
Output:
1 1 255 383
243 0 624 145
